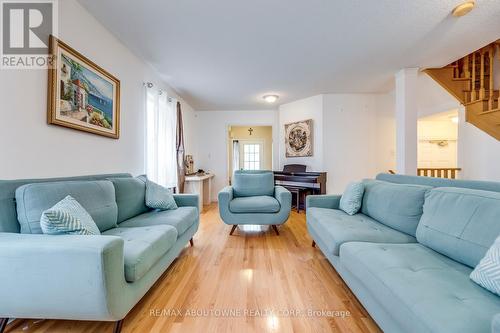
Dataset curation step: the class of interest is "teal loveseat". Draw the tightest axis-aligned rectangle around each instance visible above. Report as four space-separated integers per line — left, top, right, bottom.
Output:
218 170 292 235
0 173 199 333
307 173 500 333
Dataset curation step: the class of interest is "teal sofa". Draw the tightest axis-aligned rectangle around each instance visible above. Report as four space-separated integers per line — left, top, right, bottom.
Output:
218 170 291 235
0 173 199 333
307 173 500 333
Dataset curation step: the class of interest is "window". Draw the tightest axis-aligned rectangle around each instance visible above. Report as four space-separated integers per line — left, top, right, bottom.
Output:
243 143 261 170
145 87 177 188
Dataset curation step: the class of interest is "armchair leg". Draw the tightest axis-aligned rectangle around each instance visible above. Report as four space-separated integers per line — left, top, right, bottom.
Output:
312 240 316 248
272 225 280 236
113 319 124 333
230 225 238 235
189 238 194 247
0 318 8 333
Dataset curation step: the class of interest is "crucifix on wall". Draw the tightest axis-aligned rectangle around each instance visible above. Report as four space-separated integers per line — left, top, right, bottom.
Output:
248 128 253 136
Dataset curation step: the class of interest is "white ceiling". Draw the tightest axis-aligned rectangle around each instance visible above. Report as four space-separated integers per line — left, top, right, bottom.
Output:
78 0 500 110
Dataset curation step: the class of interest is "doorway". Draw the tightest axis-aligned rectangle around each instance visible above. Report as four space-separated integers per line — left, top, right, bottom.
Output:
227 125 273 183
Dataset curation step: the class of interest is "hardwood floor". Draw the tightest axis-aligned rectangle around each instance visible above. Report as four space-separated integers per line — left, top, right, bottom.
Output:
6 205 381 333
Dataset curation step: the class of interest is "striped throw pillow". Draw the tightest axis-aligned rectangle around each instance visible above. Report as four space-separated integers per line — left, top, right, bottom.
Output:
145 179 178 211
470 235 500 296
40 195 101 235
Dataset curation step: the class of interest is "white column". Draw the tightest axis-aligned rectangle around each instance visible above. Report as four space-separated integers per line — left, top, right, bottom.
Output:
395 68 419 175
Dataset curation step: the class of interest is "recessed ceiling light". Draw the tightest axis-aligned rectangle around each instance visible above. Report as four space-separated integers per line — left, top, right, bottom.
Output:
452 1 475 17
263 95 279 103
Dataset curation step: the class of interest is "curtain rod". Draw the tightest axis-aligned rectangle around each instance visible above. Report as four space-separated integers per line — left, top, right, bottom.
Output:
144 82 175 102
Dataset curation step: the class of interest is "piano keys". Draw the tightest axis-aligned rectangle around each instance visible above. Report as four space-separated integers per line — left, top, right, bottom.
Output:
273 171 327 194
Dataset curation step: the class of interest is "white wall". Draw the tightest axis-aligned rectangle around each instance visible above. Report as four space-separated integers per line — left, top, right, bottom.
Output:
0 0 196 179
417 72 460 117
277 93 395 194
194 110 279 200
458 107 500 181
323 94 395 193
418 115 458 168
278 95 324 171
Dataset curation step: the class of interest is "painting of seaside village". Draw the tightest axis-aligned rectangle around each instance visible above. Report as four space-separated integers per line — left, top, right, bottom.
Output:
48 36 120 138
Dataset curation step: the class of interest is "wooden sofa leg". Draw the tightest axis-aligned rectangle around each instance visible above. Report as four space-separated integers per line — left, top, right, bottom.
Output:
113 319 124 333
189 238 194 247
312 240 316 248
272 225 280 236
230 225 237 235
0 318 8 333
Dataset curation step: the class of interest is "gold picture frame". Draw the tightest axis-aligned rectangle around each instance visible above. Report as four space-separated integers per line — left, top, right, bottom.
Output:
47 35 120 139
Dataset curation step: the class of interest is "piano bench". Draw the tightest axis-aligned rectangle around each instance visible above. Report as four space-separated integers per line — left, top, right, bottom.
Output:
284 186 311 213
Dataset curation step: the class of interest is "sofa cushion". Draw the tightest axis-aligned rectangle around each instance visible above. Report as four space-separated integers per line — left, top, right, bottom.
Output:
103 225 177 282
40 195 101 235
229 196 280 213
306 207 415 256
417 187 500 268
361 180 431 236
108 177 149 223
340 242 500 333
16 180 118 233
232 171 274 197
118 207 198 236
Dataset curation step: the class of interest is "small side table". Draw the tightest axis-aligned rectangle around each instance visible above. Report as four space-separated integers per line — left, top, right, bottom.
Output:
184 173 215 212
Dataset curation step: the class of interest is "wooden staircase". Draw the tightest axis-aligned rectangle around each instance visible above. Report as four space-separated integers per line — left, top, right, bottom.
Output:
424 40 500 140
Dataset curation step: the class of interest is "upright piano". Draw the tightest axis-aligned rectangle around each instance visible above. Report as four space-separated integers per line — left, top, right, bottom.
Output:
273 165 327 211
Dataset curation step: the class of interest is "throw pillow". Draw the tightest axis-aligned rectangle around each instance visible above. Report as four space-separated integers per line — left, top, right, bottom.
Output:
470 235 500 296
145 179 178 210
339 182 365 215
40 195 101 235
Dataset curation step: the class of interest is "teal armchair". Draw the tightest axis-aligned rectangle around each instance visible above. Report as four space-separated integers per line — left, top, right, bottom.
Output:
218 170 292 235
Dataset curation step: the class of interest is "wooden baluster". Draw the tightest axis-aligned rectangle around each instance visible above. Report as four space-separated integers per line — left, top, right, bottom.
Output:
464 55 471 103
490 46 495 111
480 50 485 100
451 169 456 179
464 55 470 78
471 52 477 101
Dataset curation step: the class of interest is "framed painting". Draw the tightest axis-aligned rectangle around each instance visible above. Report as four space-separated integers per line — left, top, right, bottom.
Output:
47 35 120 139
285 119 313 157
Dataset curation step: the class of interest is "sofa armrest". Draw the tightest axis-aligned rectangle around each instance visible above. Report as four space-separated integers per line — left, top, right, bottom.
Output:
492 313 500 333
0 233 125 320
218 186 233 207
274 186 292 210
173 194 199 209
306 194 342 209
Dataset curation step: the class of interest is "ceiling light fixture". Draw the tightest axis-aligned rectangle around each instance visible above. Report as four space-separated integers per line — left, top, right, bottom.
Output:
263 95 279 103
452 1 475 17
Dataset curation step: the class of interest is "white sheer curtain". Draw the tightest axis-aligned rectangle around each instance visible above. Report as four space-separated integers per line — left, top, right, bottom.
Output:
145 86 178 188
232 140 240 171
